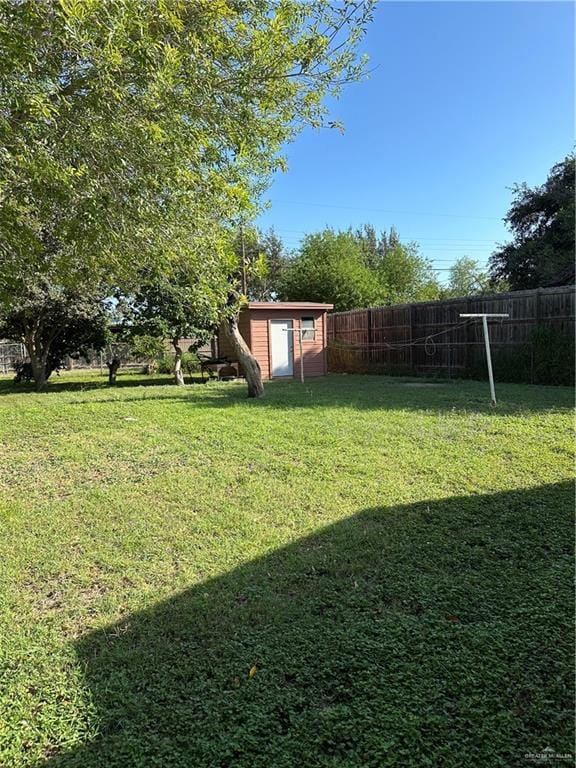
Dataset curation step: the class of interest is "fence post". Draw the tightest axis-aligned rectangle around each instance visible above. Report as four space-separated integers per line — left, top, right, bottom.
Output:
366 308 372 367
408 305 414 372
465 297 472 374
533 288 541 383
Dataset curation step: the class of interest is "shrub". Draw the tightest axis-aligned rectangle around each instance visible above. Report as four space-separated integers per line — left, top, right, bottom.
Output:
466 327 574 386
157 350 201 375
529 326 574 386
130 335 166 373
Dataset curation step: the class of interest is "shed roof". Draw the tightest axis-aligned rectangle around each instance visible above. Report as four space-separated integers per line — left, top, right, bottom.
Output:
248 301 334 311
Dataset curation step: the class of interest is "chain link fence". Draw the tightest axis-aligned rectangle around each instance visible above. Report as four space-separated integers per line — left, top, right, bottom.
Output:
0 342 26 375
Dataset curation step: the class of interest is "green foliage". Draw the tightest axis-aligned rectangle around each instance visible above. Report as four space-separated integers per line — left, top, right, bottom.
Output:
0 282 109 383
157 350 201 376
0 373 573 766
375 230 441 304
0 0 374 326
129 335 166 365
446 257 490 297
489 155 575 289
118 260 226 353
281 229 385 310
282 226 441 309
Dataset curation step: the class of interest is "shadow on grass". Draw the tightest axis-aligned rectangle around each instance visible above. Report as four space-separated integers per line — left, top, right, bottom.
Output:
10 374 573 415
41 482 574 767
181 376 574 415
0 373 209 396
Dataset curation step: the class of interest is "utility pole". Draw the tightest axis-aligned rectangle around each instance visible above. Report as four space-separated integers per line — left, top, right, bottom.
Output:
284 327 305 383
240 223 247 295
459 313 509 405
297 329 304 384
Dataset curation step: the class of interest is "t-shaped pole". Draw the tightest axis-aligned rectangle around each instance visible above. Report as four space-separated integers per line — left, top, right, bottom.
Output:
284 327 305 383
459 314 509 405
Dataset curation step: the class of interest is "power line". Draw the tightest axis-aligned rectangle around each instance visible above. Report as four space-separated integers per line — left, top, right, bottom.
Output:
269 199 503 221
266 227 500 243
276 236 493 248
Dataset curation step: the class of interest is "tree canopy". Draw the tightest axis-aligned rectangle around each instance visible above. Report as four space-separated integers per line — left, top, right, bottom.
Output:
372 229 440 304
1 1 373 289
281 226 441 310
446 257 490 297
281 229 385 311
0 281 109 387
489 155 575 290
116 258 229 384
0 0 374 389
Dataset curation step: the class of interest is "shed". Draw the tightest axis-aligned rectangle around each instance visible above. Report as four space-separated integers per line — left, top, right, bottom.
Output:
218 302 333 379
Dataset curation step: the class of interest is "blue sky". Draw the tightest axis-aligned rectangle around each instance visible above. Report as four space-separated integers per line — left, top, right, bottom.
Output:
256 1 574 283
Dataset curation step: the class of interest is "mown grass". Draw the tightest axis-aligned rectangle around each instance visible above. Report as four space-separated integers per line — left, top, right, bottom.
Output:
0 371 573 767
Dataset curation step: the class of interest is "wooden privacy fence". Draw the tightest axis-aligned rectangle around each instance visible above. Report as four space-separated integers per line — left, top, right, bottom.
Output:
327 286 575 383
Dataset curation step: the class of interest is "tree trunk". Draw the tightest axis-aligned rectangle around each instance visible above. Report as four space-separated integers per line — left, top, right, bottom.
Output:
30 355 47 391
23 330 48 391
221 315 264 398
107 357 120 385
173 339 185 386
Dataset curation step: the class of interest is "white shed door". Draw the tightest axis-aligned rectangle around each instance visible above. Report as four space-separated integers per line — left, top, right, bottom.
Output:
270 319 293 377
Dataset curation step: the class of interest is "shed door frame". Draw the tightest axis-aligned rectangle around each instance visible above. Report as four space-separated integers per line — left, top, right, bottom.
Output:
269 318 294 378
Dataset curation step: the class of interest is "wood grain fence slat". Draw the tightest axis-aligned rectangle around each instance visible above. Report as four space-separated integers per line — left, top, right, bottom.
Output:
327 286 575 380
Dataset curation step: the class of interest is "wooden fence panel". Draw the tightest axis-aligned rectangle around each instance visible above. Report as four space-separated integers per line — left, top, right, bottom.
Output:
327 286 575 381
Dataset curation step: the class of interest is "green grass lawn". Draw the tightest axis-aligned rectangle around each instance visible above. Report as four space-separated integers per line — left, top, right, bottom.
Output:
0 371 573 767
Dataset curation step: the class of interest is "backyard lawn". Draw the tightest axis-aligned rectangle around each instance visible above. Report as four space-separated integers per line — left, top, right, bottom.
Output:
0 371 573 767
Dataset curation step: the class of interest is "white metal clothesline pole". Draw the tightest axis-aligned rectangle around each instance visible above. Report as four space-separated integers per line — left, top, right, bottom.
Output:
459 313 509 405
284 327 305 383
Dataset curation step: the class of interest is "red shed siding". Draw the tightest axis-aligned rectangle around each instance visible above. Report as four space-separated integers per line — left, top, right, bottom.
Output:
249 314 272 379
249 308 327 379
217 303 331 380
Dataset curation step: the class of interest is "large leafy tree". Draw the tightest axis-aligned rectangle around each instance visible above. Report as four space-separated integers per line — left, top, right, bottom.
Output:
118 260 229 386
446 257 490 297
0 0 374 394
489 155 575 290
374 229 441 304
283 226 441 310
281 229 385 311
0 282 109 387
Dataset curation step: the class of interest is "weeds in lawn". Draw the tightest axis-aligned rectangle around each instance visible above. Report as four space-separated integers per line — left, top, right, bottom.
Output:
0 372 572 767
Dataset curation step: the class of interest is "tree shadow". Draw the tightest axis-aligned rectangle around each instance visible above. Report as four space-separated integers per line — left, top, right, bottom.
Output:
1 371 572 414
187 375 574 415
30 375 574 415
40 482 574 767
0 373 210 396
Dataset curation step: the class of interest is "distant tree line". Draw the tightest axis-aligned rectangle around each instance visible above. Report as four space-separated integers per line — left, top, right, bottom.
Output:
244 154 575 311
241 225 500 311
